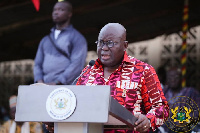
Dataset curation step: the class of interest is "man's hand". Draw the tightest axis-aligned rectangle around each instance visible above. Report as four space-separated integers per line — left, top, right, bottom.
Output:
134 114 151 133
37 80 44 83
46 82 57 85
43 122 54 133
46 81 63 85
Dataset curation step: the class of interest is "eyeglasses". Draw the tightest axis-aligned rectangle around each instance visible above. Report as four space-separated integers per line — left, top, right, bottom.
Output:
95 40 118 48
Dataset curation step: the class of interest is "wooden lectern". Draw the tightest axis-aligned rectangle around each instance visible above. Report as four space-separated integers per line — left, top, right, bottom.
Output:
15 85 137 133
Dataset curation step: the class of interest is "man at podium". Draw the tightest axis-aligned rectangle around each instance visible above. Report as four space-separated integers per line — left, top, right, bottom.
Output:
76 23 169 133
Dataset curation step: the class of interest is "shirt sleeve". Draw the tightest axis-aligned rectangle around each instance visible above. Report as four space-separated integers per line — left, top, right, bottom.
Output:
57 33 88 85
141 66 169 131
33 38 45 83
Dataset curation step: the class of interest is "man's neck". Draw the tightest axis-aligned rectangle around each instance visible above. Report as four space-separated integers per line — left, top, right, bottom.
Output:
103 65 120 79
56 21 70 30
171 87 182 93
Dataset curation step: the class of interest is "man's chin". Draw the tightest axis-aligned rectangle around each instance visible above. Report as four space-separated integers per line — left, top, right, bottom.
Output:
101 60 112 66
171 87 181 91
52 19 59 23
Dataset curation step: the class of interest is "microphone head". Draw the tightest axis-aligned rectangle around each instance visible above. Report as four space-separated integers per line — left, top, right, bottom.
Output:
89 60 95 66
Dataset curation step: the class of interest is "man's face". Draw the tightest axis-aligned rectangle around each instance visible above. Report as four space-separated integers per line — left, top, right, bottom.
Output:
97 28 127 67
52 2 72 24
166 69 181 90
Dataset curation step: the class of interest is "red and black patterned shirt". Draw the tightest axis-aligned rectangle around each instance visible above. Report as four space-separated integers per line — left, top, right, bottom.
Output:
77 52 169 133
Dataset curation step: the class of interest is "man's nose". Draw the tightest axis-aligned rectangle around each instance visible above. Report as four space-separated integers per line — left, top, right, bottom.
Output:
101 43 109 50
53 10 58 14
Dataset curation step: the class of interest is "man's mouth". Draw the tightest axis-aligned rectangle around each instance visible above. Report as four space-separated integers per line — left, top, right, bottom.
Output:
53 16 58 20
101 54 110 60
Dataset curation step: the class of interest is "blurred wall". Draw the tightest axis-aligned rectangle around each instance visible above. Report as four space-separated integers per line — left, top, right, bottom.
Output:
0 59 34 110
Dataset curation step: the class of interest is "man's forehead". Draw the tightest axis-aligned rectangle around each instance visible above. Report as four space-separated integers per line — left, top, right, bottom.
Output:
99 26 124 40
55 1 71 9
98 34 121 41
101 24 124 32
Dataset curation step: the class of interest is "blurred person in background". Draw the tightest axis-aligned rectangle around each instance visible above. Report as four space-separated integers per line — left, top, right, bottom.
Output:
0 95 43 133
160 67 200 132
156 65 166 89
34 0 87 85
0 106 9 126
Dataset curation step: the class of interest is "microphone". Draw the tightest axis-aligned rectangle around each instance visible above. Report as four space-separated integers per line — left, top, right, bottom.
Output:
72 60 95 85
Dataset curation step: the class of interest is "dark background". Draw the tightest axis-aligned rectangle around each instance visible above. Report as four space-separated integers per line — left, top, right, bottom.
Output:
0 0 200 62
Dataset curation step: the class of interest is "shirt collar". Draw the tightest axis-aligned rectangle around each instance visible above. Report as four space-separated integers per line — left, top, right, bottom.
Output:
51 24 73 32
122 51 131 63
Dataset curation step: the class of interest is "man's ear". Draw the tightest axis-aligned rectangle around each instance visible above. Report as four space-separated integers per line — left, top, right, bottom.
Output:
124 41 128 50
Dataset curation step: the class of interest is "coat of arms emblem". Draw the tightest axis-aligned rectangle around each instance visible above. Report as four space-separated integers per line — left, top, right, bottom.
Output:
164 96 199 132
171 106 191 123
46 87 76 120
55 98 68 109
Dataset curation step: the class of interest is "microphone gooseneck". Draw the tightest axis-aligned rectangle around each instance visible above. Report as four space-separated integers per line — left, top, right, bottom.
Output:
72 60 95 85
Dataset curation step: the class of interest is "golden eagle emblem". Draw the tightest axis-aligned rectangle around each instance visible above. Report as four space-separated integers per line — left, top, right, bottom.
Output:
171 106 191 123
